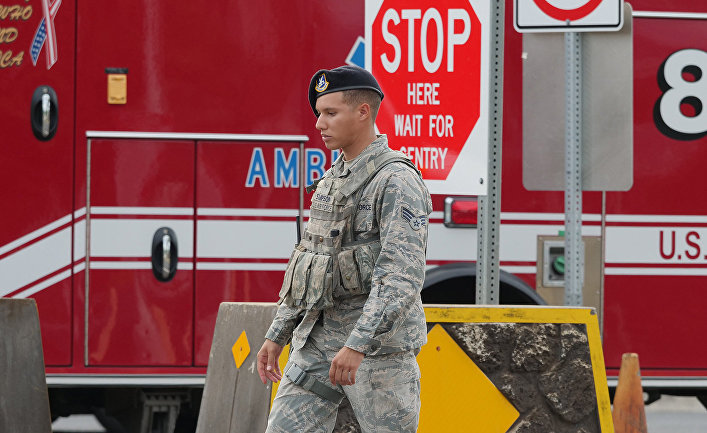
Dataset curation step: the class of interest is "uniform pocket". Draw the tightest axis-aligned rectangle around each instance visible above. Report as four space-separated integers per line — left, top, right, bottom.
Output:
305 253 333 309
307 254 331 292
368 352 421 431
354 241 381 294
338 249 360 290
280 249 333 308
291 251 316 305
278 249 303 300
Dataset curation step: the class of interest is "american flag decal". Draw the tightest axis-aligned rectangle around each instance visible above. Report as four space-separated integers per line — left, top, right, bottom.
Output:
402 207 426 231
30 0 62 69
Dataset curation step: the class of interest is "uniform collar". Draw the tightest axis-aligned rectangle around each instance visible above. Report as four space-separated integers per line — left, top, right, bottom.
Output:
332 135 389 177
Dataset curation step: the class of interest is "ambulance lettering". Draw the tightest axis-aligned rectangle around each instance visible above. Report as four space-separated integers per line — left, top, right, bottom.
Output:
659 229 706 261
655 48 707 140
245 147 341 188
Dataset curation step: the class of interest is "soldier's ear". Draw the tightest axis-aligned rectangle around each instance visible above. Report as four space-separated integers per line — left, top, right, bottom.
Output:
358 103 371 122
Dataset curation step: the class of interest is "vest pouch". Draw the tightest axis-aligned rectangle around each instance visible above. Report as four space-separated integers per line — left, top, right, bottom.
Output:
306 253 334 309
290 251 316 306
278 248 303 302
354 241 382 294
338 248 362 293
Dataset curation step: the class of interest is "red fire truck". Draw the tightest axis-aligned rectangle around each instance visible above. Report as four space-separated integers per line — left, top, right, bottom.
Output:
1 0 706 430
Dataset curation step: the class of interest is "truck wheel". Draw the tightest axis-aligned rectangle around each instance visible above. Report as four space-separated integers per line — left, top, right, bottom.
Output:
422 263 545 305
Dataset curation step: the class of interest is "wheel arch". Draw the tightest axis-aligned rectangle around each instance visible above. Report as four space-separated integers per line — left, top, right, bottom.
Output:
422 262 546 305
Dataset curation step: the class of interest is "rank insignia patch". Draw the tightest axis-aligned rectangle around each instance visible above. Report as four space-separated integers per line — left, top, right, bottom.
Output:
402 207 426 231
315 73 329 93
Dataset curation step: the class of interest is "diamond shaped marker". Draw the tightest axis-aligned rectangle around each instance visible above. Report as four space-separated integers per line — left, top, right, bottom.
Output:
232 330 250 369
418 324 519 433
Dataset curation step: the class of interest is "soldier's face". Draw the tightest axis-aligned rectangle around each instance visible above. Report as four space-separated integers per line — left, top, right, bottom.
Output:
315 92 362 154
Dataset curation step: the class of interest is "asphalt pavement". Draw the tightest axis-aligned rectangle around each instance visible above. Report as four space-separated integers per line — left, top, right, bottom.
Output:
51 395 707 432
645 395 707 433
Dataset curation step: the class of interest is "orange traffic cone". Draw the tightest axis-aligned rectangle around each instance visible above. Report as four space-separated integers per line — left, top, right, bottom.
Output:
612 353 648 433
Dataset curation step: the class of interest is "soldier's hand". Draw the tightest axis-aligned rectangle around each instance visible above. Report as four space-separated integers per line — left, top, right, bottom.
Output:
257 339 283 385
330 346 365 386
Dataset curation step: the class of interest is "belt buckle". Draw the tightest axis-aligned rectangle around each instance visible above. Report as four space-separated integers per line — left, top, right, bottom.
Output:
286 363 307 385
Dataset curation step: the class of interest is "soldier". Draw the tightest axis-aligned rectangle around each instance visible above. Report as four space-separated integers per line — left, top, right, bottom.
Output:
257 65 432 433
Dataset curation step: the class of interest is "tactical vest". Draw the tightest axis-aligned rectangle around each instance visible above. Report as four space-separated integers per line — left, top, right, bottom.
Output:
278 149 421 310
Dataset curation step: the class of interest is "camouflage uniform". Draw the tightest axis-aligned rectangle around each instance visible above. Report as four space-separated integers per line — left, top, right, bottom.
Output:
265 135 431 432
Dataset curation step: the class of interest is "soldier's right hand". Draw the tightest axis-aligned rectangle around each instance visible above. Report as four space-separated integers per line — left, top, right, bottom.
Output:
257 339 284 385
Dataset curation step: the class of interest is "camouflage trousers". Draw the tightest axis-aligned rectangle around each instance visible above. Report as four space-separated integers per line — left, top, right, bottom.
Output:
265 320 421 433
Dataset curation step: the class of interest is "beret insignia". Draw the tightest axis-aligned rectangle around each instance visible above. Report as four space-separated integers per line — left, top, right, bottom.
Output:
315 74 329 93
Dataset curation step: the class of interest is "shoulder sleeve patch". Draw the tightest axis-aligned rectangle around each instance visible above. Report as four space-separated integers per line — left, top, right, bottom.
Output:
402 207 427 231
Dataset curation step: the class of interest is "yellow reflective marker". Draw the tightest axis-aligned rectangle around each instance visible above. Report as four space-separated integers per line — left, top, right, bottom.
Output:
418 324 519 433
231 330 250 369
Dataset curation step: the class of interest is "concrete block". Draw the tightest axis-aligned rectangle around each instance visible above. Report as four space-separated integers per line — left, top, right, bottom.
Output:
425 306 613 432
196 302 278 433
0 298 52 433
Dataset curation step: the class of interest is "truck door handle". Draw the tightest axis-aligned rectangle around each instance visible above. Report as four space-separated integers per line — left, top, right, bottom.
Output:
31 86 58 141
162 234 171 278
152 227 178 282
42 93 51 137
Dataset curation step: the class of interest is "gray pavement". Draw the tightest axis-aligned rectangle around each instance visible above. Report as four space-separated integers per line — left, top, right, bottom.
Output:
645 395 707 433
52 415 105 433
51 395 707 432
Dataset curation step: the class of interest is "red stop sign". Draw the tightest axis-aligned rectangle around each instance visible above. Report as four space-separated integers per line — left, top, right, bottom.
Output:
370 0 482 181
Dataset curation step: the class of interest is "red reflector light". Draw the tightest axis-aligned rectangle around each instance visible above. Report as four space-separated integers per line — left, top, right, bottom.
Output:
452 200 478 225
444 197 478 228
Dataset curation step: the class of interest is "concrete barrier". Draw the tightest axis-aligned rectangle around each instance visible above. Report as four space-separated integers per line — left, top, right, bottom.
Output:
199 303 613 432
196 302 360 433
196 302 278 433
421 305 614 433
0 298 52 433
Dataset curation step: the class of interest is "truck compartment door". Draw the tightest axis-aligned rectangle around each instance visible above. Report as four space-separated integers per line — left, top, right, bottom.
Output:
0 0 76 367
86 139 195 366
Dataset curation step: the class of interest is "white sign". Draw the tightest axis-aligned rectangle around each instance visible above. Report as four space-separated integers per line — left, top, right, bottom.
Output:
514 0 624 33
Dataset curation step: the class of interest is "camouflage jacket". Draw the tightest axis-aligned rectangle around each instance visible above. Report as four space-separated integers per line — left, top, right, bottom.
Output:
265 135 432 355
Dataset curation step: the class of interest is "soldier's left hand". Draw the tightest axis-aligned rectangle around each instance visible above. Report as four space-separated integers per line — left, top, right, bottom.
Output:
330 346 365 386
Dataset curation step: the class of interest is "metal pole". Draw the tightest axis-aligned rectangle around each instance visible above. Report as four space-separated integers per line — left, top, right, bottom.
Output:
564 31 584 306
476 0 504 305
85 139 91 366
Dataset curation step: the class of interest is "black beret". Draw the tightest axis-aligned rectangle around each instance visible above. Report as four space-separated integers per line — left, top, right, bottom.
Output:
308 65 384 116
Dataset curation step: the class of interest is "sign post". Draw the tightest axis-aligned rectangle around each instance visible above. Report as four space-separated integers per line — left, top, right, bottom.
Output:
475 0 504 304
564 31 584 306
515 0 624 305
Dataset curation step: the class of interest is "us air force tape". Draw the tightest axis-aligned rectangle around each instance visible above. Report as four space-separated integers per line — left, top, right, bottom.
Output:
308 65 384 116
